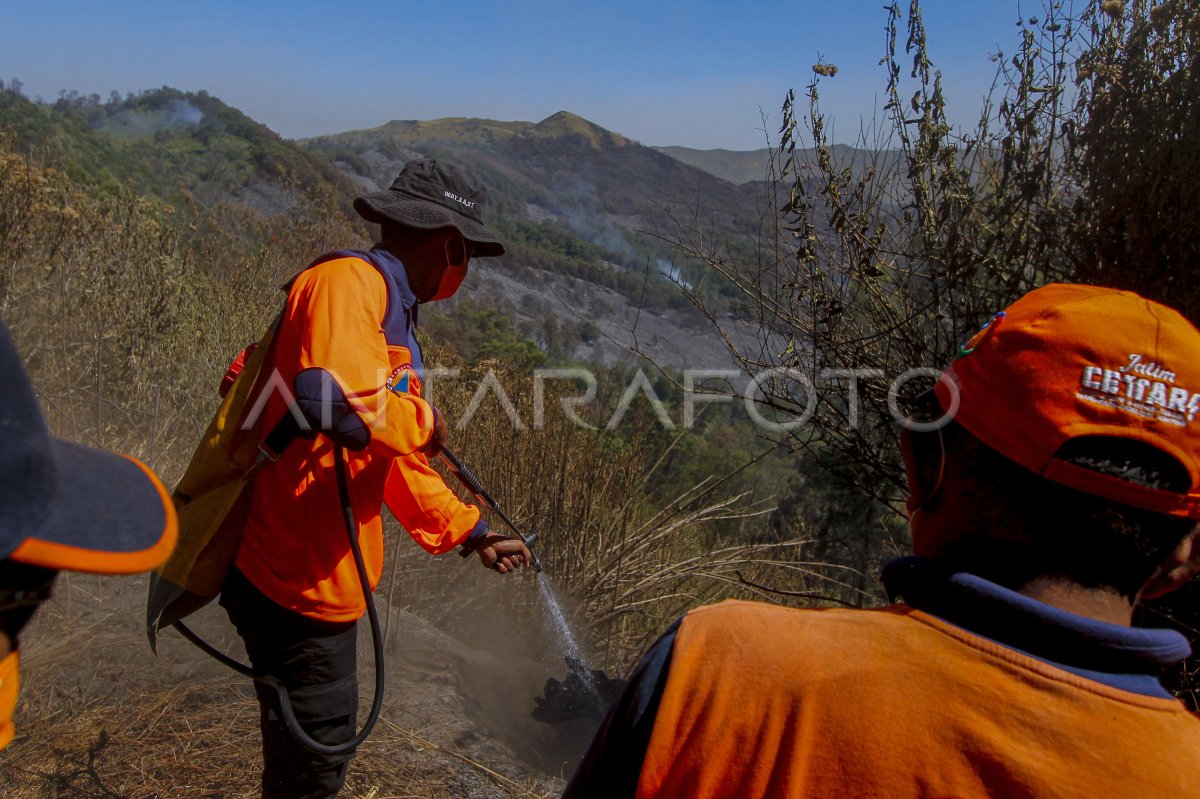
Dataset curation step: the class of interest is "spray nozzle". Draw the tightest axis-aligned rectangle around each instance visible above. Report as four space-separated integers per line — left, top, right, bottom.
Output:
523 533 544 573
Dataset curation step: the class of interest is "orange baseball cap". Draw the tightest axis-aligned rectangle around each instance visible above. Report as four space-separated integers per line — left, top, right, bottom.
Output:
935 283 1200 518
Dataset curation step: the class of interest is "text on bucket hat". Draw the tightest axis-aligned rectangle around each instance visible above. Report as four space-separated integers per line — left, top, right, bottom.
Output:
0 320 177 572
353 158 506 258
933 283 1200 518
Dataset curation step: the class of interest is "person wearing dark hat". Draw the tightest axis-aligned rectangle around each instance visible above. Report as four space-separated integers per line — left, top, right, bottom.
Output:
564 284 1200 798
0 320 178 752
219 158 530 799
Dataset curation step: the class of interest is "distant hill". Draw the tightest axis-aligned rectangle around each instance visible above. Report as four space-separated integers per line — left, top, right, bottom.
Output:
300 110 774 366
302 110 767 306
0 85 363 218
655 143 903 186
303 110 760 244
654 146 774 185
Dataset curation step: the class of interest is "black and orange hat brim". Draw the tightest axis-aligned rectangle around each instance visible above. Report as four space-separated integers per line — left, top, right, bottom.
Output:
5 438 177 573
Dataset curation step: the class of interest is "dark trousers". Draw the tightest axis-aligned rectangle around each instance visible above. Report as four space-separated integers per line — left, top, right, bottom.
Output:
220 567 359 799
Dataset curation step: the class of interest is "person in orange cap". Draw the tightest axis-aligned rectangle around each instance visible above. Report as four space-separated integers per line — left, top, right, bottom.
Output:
0 320 177 752
219 158 531 799
564 283 1200 798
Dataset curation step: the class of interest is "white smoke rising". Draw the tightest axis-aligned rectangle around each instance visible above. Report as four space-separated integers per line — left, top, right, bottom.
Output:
164 98 204 127
107 97 205 136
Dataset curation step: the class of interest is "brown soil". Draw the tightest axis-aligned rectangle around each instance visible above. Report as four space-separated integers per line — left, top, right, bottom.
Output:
0 567 589 798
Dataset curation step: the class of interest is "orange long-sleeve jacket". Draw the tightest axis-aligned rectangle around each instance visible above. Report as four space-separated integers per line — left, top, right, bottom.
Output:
235 249 484 622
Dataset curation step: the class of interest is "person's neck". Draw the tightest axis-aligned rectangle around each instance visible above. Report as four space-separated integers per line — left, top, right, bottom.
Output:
1017 577 1134 626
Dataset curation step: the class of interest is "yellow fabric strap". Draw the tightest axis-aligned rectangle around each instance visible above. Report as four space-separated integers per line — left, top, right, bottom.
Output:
0 651 20 751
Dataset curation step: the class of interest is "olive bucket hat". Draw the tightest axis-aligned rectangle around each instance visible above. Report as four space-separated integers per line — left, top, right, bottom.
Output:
353 158 506 257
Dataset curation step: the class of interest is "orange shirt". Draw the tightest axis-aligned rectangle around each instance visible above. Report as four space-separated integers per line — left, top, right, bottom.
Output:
236 253 481 621
635 600 1200 798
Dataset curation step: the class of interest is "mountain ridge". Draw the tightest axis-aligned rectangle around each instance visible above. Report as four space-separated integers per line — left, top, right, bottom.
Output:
0 87 766 367
654 145 774 184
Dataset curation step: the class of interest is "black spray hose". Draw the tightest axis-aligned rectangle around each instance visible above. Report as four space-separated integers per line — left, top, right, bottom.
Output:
173 444 384 757
440 447 543 573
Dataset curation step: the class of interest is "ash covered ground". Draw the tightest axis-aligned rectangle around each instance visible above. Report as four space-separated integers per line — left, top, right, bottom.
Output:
0 555 614 798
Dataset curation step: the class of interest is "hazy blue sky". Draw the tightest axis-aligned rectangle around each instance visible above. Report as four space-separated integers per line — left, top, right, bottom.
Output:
3 1 1026 150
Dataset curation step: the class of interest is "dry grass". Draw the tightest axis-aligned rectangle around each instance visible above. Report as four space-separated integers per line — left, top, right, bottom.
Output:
393 355 846 669
7 678 262 798
4 680 555 799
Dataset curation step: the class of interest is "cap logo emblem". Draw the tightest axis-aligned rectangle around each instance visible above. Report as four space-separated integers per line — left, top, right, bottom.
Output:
1079 354 1200 425
443 191 476 209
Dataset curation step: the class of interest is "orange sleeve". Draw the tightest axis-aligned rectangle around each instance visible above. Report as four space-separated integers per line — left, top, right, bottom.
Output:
287 258 436 458
383 454 485 554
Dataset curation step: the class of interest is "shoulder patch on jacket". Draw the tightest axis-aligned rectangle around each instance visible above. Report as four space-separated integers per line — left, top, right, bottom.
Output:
388 363 416 395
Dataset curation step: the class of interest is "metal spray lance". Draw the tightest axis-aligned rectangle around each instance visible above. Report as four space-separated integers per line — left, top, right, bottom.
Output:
439 447 544 572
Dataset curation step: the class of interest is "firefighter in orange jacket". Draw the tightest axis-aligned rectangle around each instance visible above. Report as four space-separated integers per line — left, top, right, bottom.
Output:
564 284 1200 798
220 158 530 799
